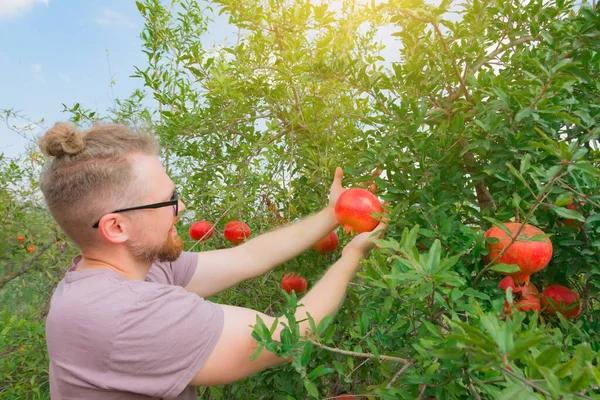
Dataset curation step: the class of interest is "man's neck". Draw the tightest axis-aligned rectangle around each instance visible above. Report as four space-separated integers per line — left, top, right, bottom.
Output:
77 253 152 281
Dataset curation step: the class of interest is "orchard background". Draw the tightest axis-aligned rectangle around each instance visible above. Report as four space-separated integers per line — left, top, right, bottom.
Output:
2 0 600 398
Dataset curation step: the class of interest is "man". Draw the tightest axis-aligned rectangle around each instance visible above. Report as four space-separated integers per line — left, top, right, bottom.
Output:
39 122 386 399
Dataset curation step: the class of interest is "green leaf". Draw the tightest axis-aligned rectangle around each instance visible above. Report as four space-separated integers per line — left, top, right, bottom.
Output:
303 379 319 398
483 217 512 236
301 341 312 367
497 322 514 354
249 344 264 361
585 214 600 225
515 107 533 122
528 233 552 242
536 345 562 369
490 264 521 274
570 368 592 392
538 367 562 398
590 365 600 387
529 141 561 157
509 334 550 359
506 162 527 185
381 296 394 319
463 288 490 300
570 162 600 177
556 358 577 378
424 239 442 274
317 314 334 336
520 154 531 174
551 206 585 222
308 365 334 380
366 338 380 358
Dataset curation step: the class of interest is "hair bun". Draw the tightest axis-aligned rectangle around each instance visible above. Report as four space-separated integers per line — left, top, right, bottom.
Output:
39 122 85 157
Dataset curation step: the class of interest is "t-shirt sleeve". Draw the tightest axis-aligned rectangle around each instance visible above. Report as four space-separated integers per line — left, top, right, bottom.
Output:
147 251 198 287
106 285 224 398
170 251 198 287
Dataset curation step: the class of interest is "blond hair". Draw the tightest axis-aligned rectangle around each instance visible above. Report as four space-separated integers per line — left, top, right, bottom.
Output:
39 122 159 246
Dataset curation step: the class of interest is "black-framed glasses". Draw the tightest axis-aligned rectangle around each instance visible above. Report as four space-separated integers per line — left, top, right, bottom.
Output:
92 190 179 228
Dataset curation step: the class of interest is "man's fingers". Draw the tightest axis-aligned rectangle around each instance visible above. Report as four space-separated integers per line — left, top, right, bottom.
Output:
371 168 383 178
334 167 343 183
381 202 391 224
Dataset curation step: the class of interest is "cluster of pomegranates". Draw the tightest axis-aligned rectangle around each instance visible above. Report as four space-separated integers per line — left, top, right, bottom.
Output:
188 184 384 296
485 222 581 319
189 220 251 245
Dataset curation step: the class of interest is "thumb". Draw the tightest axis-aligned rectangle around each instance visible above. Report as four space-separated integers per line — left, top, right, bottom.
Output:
334 167 343 183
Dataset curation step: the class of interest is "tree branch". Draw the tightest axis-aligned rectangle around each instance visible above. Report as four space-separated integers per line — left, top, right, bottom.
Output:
0 238 56 289
310 340 412 365
386 361 414 389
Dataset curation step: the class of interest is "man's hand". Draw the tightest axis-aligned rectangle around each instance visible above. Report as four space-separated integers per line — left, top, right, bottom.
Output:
327 167 345 209
342 219 388 258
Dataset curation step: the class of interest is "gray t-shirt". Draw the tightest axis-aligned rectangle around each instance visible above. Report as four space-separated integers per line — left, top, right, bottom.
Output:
46 251 224 399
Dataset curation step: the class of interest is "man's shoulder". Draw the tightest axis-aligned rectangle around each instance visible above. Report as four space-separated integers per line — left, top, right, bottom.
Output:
147 251 198 286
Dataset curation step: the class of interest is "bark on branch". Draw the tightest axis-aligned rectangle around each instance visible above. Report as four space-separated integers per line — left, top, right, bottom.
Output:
310 339 412 365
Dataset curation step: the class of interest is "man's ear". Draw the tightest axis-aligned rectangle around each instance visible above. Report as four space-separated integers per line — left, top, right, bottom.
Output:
97 214 130 244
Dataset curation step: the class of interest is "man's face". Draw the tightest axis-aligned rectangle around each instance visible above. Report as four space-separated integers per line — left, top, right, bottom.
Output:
127 153 185 263
131 223 184 263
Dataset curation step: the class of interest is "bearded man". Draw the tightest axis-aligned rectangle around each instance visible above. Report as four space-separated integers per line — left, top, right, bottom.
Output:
39 122 385 399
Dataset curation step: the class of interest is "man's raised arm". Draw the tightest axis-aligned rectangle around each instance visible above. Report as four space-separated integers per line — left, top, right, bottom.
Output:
185 168 345 298
188 221 386 386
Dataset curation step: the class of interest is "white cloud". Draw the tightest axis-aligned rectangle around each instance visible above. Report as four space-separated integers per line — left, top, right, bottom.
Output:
96 10 134 28
0 0 48 20
32 63 45 83
58 73 71 83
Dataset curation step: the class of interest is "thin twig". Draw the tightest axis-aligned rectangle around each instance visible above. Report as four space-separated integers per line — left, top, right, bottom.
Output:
310 340 412 364
416 383 428 399
347 357 371 378
386 362 414 389
500 367 586 398
0 237 56 288
467 380 482 400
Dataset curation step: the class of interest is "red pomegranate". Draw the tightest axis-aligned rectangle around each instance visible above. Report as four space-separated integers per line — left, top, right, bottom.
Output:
189 220 214 241
498 276 517 292
515 295 541 313
223 221 251 245
541 285 581 319
17 236 25 242
312 231 339 254
485 223 552 284
281 273 307 294
335 188 383 234
499 277 540 314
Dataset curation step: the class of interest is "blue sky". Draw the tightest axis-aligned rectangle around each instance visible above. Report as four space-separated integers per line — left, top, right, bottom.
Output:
0 0 233 158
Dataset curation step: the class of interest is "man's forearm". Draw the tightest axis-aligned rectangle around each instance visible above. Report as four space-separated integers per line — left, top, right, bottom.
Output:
293 249 363 334
239 206 339 276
